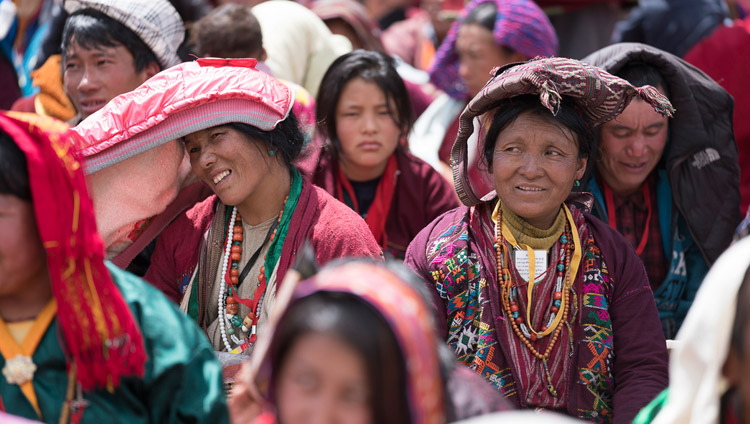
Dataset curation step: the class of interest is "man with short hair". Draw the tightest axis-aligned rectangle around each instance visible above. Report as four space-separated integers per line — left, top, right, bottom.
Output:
62 0 205 277
61 0 184 121
583 43 741 339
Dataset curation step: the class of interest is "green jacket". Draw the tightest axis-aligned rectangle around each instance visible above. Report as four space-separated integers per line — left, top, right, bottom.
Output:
0 262 229 423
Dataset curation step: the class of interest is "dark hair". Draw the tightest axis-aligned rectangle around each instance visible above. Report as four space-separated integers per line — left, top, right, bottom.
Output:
0 129 31 201
482 94 594 172
61 9 160 72
616 62 669 97
316 50 412 151
189 4 264 58
463 1 497 32
271 291 410 424
731 264 750 355
225 110 305 167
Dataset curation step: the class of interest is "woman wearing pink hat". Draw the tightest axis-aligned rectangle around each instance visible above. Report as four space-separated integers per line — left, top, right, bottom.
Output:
69 58 382 354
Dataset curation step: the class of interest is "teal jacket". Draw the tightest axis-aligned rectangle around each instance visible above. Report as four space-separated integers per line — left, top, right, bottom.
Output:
583 43 741 338
0 262 229 423
586 171 708 339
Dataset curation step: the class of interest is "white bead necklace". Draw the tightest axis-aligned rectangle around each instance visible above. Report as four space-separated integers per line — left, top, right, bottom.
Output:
218 206 238 352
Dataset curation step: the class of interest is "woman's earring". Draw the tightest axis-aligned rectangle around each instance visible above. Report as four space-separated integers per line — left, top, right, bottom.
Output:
268 149 275 156
574 179 581 187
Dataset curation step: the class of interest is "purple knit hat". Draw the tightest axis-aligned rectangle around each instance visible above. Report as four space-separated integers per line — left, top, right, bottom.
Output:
452 57 676 206
429 0 558 100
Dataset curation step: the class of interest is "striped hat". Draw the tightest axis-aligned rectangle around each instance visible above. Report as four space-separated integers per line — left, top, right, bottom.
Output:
64 0 185 69
252 262 445 424
68 58 294 174
452 56 676 206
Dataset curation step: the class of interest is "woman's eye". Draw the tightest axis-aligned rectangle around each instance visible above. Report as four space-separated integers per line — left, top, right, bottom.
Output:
293 373 317 390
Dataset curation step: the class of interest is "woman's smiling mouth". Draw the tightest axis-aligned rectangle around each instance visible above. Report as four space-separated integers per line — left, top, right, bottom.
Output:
213 170 231 185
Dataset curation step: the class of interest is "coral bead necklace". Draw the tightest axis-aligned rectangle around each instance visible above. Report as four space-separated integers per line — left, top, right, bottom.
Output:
495 203 581 396
218 196 288 352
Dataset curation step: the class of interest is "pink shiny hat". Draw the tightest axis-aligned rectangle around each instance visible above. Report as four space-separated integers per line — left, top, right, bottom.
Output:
68 58 294 174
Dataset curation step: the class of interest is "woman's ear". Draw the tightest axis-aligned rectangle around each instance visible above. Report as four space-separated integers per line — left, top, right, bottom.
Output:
575 157 588 181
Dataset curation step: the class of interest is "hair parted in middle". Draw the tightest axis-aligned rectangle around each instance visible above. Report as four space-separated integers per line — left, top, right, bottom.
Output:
316 49 413 151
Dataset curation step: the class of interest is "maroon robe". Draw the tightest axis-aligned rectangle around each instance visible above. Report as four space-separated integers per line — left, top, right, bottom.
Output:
404 196 668 424
145 178 383 303
308 148 459 259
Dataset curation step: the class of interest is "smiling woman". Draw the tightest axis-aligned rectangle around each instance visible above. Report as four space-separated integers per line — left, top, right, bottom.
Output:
405 57 676 422
108 58 386 354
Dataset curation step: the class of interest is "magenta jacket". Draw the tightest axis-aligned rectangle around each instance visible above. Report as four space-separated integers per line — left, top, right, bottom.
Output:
145 179 383 305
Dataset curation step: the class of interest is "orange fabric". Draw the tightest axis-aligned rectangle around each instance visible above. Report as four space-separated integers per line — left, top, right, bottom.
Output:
0 300 58 417
6 321 34 345
30 55 76 122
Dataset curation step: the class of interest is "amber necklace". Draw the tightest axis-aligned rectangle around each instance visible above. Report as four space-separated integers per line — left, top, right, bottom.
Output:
494 203 582 396
218 196 288 352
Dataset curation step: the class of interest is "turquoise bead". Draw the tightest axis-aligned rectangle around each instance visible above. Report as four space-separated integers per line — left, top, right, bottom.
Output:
560 235 568 243
557 264 565 272
512 312 519 318
227 327 235 336
553 299 561 307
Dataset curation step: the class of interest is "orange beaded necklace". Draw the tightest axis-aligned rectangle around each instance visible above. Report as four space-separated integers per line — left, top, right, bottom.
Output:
494 203 581 396
223 196 288 348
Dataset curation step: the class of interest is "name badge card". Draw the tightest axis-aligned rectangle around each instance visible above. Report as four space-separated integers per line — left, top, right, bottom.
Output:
514 249 548 283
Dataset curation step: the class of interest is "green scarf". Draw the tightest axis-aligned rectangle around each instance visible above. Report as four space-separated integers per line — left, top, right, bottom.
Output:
187 169 303 323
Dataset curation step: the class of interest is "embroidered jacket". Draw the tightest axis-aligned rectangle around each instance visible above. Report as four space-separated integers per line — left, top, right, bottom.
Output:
405 197 668 424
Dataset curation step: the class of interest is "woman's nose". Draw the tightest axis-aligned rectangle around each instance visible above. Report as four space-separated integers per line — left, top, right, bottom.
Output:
197 146 215 169
361 113 377 134
517 153 544 178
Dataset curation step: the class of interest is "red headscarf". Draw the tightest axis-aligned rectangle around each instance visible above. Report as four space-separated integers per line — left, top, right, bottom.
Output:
0 111 146 391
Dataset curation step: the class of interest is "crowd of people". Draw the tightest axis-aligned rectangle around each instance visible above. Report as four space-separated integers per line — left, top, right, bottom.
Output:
1 0 748 423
